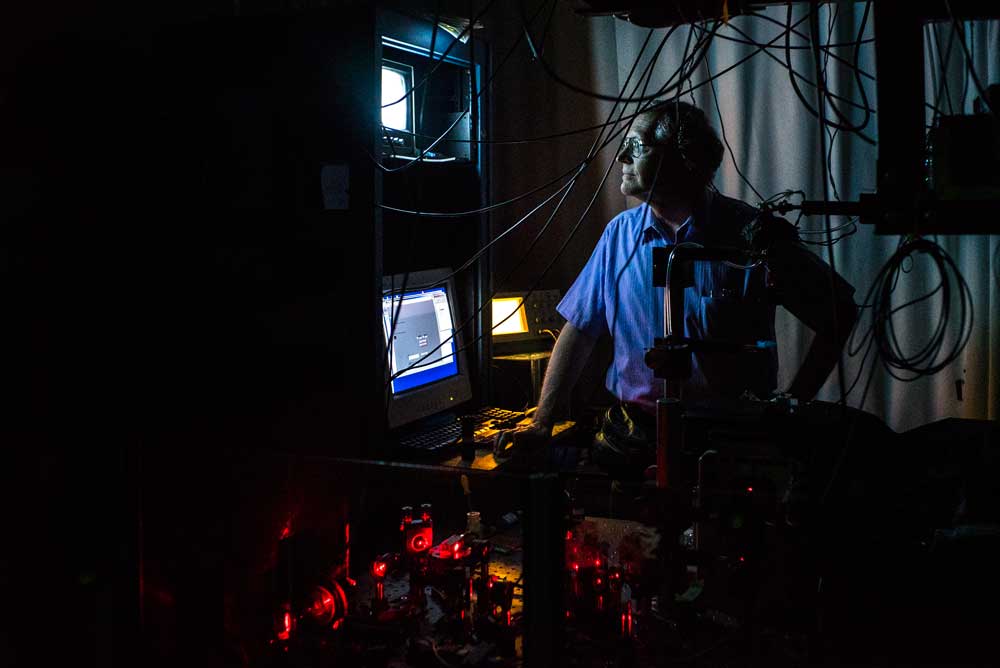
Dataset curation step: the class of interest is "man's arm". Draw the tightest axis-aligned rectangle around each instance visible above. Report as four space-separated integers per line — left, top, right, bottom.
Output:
786 297 857 400
504 321 597 451
767 239 858 401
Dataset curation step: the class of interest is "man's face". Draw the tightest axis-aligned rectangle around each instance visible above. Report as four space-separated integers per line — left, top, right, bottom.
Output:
617 112 666 199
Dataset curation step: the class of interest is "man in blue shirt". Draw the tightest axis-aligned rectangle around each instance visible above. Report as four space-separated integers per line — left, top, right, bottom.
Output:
507 100 857 453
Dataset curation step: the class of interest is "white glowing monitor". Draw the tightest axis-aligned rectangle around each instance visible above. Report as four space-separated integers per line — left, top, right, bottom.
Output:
381 61 413 133
492 297 530 336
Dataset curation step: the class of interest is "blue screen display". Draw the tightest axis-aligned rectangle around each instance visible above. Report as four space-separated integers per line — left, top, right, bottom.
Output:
391 348 458 393
383 286 460 395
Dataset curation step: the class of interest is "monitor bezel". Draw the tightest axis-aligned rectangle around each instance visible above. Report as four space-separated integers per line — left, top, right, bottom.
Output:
381 267 472 430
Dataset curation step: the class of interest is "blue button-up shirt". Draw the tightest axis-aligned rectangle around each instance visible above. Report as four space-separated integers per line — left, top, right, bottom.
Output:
558 193 778 411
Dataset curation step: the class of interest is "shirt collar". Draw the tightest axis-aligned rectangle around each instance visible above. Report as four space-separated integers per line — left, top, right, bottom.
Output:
639 190 713 244
640 206 695 244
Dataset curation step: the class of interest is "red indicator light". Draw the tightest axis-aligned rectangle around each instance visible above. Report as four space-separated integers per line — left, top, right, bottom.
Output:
410 534 428 552
278 611 292 640
506 610 511 626
739 556 745 562
453 541 462 555
595 577 603 586
566 530 573 541
279 525 291 540
594 559 601 568
332 619 343 630
746 486 753 493
572 562 579 572
372 561 388 578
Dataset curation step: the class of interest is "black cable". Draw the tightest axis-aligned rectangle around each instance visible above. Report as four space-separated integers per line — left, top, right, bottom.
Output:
944 0 996 117
784 4 875 143
857 238 974 381
416 3 440 133
745 6 874 51
821 7 842 203
706 14 876 53
929 20 958 117
705 7 877 84
819 1 873 141
809 2 848 410
688 11 876 118
536 0 560 58
518 0 718 105
704 57 764 201
381 0 497 109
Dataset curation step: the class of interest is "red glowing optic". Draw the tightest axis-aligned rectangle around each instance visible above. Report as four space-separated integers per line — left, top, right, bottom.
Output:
746 486 753 493
453 541 462 555
595 577 603 586
566 530 573 541
410 534 428 552
279 525 291 540
506 610 511 626
372 561 388 578
332 619 343 630
277 611 292 640
572 562 579 572
739 556 745 562
594 558 601 568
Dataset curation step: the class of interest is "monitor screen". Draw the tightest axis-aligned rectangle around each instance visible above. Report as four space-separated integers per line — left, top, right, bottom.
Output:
491 296 529 337
383 285 458 393
382 268 472 429
381 59 415 153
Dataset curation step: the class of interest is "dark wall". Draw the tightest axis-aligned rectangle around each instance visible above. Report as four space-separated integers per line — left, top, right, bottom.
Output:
2 5 381 665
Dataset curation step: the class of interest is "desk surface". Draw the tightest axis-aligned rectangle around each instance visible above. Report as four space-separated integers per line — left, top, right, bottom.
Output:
439 419 576 471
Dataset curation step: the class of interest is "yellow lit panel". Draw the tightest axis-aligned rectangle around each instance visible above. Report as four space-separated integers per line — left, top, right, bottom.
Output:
492 297 529 336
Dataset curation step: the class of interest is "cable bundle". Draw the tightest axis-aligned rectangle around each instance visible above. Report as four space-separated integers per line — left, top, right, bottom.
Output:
849 237 973 392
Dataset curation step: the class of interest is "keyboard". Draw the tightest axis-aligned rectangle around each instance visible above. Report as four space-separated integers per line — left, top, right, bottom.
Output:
393 407 529 456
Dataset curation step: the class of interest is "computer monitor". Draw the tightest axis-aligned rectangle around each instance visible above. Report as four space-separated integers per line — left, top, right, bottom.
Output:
382 268 472 429
491 296 530 337
381 59 415 154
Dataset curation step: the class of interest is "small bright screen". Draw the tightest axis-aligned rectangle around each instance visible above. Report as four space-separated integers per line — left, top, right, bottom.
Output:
382 68 410 131
492 297 530 336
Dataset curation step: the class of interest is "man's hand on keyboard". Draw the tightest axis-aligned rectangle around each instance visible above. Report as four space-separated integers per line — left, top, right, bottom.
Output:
493 419 551 458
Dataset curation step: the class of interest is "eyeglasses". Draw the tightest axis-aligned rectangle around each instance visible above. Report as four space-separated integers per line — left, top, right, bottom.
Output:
618 136 664 159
